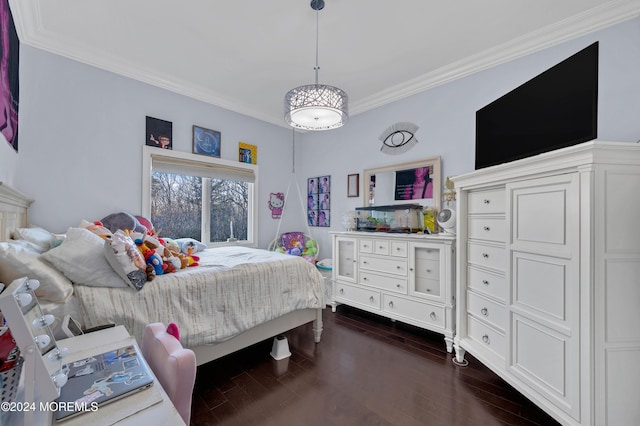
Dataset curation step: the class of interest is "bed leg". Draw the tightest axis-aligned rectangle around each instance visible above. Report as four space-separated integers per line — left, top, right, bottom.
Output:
313 308 323 343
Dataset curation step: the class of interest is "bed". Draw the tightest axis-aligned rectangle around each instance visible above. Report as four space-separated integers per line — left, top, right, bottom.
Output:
0 182 324 366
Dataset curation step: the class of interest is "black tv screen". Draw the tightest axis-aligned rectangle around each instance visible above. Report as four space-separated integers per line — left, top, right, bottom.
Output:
475 42 598 169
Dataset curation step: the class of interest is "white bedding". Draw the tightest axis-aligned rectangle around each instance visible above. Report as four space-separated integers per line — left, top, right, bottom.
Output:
73 246 325 348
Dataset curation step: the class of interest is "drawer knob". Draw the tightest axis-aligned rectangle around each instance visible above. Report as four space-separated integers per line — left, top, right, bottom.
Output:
369 296 375 303
379 246 384 249
396 247 401 251
396 266 401 270
396 284 401 288
339 288 344 294
426 269 431 273
363 261 368 264
482 279 489 286
388 301 394 308
483 199 490 204
483 226 490 231
482 253 489 258
363 277 368 281
430 312 437 320
482 334 490 344
481 307 488 316
409 267 414 271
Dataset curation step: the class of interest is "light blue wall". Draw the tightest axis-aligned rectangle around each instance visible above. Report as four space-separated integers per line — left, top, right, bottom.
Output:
299 17 640 256
1 17 639 255
7 46 294 247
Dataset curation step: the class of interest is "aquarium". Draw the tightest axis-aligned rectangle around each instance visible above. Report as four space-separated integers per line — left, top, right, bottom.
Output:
355 204 424 233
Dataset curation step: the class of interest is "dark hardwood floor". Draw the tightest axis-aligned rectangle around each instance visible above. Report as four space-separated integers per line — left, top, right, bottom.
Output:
190 306 559 426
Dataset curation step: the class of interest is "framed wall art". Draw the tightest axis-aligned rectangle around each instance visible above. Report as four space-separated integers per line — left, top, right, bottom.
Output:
146 116 172 149
347 174 359 197
239 142 257 164
192 125 221 157
1 0 20 152
308 175 330 227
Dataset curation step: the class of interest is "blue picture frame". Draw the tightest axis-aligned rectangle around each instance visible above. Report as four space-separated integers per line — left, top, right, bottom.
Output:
192 125 221 157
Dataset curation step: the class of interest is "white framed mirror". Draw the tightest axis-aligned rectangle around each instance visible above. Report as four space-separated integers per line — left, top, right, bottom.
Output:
363 156 441 212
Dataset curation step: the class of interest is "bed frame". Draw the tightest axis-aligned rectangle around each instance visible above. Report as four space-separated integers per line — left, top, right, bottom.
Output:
0 182 323 366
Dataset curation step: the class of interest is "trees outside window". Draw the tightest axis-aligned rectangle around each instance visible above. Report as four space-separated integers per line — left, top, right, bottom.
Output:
142 147 257 246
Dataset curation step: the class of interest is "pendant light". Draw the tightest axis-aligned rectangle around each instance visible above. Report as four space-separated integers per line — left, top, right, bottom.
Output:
284 0 348 131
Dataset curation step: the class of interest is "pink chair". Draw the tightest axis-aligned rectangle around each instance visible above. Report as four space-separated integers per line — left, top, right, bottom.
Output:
141 323 196 425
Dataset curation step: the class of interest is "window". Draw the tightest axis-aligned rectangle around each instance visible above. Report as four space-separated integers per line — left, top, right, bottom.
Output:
142 147 258 246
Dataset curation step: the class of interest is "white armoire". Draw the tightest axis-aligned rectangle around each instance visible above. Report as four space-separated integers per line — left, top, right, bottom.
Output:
452 141 640 426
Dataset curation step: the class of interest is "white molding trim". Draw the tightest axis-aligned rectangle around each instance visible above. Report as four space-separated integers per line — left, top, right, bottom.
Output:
10 0 640 127
351 0 640 115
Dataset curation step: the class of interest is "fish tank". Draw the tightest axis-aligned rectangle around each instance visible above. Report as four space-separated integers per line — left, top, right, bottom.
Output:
355 204 425 233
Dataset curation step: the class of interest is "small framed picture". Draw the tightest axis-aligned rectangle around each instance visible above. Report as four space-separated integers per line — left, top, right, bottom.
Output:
146 116 172 149
192 125 221 157
239 142 257 164
348 174 359 197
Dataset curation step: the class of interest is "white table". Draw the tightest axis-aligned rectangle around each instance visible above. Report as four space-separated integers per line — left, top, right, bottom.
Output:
3 326 185 425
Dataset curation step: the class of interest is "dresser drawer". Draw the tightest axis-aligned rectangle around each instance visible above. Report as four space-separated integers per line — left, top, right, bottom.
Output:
413 258 439 280
372 240 389 255
360 271 407 294
467 291 506 332
413 278 441 298
468 242 506 272
468 188 506 214
334 282 381 309
360 255 407 276
467 315 505 361
359 239 374 254
468 216 506 243
390 241 408 257
468 266 507 302
383 295 445 328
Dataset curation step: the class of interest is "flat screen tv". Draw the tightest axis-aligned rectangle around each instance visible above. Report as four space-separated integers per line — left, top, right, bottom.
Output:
475 42 598 170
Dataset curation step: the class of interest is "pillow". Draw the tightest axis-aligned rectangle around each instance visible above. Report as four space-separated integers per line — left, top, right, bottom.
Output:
101 212 147 234
42 227 128 288
174 238 207 254
12 226 57 251
280 232 306 251
0 240 73 303
104 230 148 291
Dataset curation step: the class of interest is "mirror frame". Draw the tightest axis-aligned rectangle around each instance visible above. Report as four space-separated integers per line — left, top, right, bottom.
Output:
363 156 441 212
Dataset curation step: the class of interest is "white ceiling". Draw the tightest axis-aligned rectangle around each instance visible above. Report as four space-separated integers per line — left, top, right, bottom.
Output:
9 0 640 128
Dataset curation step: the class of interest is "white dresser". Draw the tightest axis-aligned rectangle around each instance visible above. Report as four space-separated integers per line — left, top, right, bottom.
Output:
330 231 456 352
452 141 640 426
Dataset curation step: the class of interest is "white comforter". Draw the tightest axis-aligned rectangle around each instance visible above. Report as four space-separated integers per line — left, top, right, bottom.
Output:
74 246 325 348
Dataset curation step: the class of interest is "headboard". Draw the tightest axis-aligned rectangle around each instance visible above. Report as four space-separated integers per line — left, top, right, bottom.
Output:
0 182 33 242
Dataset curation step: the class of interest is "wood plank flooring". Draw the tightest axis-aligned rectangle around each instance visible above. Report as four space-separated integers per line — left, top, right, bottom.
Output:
190 306 559 425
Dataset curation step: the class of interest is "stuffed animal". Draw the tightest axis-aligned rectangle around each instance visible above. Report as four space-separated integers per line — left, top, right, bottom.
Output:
303 239 318 257
135 238 165 276
184 246 200 267
80 219 112 240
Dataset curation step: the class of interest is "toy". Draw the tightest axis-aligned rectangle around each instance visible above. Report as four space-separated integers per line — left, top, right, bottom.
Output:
184 246 200 267
80 220 112 240
134 238 165 276
302 239 318 257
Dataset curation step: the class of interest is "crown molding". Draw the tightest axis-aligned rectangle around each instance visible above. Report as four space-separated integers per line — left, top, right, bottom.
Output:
351 0 640 116
10 0 640 127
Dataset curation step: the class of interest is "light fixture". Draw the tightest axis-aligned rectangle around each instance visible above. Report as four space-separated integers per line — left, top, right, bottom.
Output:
284 0 348 131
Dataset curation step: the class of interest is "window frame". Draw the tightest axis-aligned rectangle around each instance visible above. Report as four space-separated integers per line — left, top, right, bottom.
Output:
141 146 259 247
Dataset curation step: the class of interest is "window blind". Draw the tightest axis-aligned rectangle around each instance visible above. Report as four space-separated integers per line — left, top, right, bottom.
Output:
152 155 255 183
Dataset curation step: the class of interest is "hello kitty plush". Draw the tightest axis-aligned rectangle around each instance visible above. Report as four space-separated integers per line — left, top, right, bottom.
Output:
268 192 285 218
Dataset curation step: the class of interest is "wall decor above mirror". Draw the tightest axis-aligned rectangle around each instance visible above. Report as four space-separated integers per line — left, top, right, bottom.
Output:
363 156 441 212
